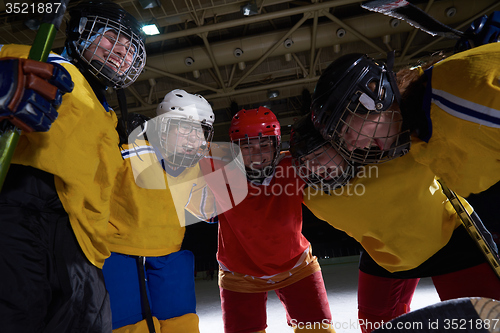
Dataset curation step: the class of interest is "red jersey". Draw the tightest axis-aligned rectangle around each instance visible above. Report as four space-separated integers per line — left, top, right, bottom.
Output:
200 154 310 277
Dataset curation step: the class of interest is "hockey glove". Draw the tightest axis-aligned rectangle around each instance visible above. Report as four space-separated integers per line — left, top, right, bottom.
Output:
0 58 74 132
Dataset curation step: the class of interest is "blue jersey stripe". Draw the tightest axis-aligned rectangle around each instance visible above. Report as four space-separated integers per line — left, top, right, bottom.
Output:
121 145 156 159
432 88 500 128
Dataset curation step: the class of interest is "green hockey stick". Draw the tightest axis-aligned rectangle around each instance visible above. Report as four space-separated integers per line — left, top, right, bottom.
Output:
0 0 70 190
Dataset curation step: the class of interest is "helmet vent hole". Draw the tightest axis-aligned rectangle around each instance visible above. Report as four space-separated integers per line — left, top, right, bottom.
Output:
175 93 183 98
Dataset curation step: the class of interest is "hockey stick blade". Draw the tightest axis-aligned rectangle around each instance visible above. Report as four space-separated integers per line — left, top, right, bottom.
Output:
438 179 500 280
361 0 464 39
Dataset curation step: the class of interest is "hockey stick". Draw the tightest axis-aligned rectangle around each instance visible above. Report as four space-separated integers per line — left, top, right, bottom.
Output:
0 0 70 190
437 179 500 280
361 0 465 39
136 256 157 333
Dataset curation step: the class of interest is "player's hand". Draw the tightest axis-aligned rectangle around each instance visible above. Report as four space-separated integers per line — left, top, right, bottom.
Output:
0 58 74 132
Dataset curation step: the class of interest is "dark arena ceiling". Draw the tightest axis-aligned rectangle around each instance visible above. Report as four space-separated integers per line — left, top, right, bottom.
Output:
1 0 499 141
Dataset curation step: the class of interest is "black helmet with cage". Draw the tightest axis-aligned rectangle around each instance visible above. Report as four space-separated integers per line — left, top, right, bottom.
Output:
290 114 355 192
65 0 146 88
311 53 411 164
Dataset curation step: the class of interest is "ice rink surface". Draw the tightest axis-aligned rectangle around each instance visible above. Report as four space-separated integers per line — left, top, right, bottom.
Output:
195 256 441 333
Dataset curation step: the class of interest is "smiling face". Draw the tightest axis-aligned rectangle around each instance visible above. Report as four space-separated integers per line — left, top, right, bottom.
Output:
238 137 276 171
159 118 212 167
83 29 135 75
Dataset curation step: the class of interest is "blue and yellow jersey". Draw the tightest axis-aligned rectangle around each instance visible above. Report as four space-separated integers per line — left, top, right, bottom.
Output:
107 139 216 256
1 44 123 268
412 42 500 197
304 149 471 273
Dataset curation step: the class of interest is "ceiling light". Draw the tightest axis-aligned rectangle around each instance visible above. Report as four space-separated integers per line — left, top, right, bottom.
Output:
241 1 258 16
142 23 160 35
139 0 161 9
267 90 279 99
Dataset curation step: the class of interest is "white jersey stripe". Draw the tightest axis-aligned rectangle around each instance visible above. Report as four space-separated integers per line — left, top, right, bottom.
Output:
432 88 500 128
47 54 71 65
121 145 156 159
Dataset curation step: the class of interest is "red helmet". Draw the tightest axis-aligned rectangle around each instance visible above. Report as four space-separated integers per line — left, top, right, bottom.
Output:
229 107 281 141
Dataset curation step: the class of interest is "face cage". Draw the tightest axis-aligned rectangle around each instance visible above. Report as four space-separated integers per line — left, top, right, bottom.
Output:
75 16 146 88
158 118 214 168
231 135 280 181
293 142 355 192
331 93 411 164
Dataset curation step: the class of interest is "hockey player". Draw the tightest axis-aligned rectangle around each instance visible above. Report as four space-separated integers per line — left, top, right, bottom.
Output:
199 107 335 333
0 1 146 332
291 114 500 332
295 52 500 333
102 89 216 333
310 45 500 198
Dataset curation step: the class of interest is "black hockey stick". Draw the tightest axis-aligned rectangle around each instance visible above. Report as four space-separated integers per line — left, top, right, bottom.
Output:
361 0 465 39
136 256 157 333
437 179 500 280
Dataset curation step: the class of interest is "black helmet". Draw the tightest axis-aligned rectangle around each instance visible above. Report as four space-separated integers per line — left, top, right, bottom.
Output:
311 54 398 139
65 0 146 88
311 53 410 164
290 114 355 192
455 11 500 53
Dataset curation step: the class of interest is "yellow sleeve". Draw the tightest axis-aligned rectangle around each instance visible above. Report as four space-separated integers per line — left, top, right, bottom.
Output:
2 44 123 268
108 141 185 256
304 152 462 273
412 43 500 197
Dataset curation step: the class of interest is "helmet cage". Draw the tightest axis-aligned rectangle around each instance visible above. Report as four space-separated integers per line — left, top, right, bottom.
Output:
331 95 411 164
292 141 355 192
231 134 280 181
158 117 214 168
67 13 146 88
312 55 398 141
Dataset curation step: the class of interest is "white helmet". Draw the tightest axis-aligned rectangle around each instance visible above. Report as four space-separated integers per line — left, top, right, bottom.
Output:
156 89 215 167
156 89 215 124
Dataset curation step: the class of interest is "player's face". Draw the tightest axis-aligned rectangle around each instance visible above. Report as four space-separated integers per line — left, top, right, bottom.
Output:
239 137 275 170
84 30 135 74
301 143 346 181
340 108 403 152
165 121 207 157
